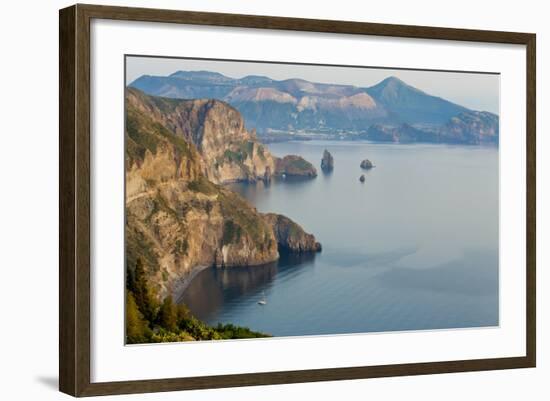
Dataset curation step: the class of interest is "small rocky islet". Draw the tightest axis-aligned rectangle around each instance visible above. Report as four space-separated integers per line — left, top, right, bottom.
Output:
317 150 375 183
360 159 374 169
321 149 334 172
275 155 317 178
360 159 374 183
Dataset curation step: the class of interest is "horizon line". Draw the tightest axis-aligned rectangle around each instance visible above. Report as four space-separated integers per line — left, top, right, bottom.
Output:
125 54 500 114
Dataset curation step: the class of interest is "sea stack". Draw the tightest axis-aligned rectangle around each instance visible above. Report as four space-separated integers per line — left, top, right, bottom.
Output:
263 166 272 183
359 174 366 183
360 159 374 169
321 149 334 172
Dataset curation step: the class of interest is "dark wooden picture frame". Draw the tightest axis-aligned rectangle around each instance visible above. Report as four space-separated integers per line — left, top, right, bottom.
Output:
59 3 536 397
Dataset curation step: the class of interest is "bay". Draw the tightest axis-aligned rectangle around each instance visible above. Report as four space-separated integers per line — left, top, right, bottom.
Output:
180 140 499 337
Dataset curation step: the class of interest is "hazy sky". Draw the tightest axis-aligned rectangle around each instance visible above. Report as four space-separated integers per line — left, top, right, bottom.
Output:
126 56 500 114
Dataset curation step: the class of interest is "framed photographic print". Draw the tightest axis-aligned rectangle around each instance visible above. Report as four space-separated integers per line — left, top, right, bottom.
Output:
59 4 536 397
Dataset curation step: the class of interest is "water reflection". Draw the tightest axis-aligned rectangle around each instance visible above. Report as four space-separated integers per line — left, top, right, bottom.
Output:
321 168 334 177
180 251 317 321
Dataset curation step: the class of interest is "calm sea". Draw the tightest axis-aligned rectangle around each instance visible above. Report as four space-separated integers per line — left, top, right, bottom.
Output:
180 140 499 337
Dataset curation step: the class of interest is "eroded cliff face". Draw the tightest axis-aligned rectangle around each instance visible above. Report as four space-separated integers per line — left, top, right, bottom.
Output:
263 213 322 253
127 88 276 184
125 88 319 300
126 178 280 299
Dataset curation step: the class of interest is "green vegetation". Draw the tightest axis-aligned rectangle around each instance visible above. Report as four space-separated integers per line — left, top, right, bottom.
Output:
222 149 245 164
163 132 192 159
154 191 182 221
148 94 182 114
126 108 162 163
187 176 217 195
286 157 311 170
275 155 317 177
218 189 273 250
126 94 193 167
125 222 160 279
218 140 255 166
126 291 152 344
127 193 188 278
213 323 272 339
241 141 254 158
158 296 178 332
127 258 158 322
126 258 270 344
223 220 242 244
150 329 195 343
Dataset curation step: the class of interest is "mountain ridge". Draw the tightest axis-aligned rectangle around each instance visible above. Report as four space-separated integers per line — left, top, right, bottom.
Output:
130 70 498 144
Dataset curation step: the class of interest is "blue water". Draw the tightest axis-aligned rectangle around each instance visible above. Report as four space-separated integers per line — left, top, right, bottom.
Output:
180 141 499 336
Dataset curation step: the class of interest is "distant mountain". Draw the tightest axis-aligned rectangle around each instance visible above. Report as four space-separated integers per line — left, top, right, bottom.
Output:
130 72 383 132
129 70 498 145
366 77 468 124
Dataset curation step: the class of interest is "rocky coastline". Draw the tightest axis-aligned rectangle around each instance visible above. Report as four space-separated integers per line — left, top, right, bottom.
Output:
126 88 321 301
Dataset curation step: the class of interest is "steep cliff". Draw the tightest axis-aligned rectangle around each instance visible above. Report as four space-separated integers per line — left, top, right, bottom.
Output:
263 213 322 253
125 88 320 300
127 88 277 184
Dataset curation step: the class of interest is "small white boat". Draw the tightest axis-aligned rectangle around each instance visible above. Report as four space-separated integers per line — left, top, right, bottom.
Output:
258 291 267 305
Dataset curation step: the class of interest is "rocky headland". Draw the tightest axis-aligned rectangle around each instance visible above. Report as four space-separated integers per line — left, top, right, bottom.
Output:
274 155 317 178
263 213 322 253
125 88 320 300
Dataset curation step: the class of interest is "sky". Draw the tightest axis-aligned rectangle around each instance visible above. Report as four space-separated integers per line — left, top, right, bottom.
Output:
126 56 500 114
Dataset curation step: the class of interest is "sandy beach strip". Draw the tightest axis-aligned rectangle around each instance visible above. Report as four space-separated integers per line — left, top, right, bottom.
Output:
173 264 210 303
